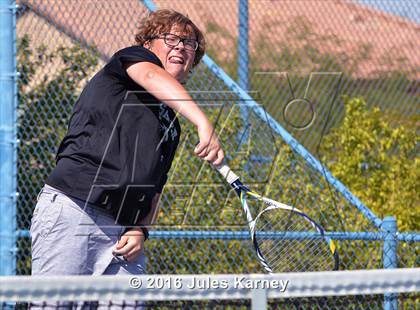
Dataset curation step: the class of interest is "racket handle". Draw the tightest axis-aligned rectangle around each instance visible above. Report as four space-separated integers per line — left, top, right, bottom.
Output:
214 164 240 184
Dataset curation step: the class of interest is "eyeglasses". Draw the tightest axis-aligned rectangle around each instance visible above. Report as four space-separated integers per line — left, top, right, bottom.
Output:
154 33 198 52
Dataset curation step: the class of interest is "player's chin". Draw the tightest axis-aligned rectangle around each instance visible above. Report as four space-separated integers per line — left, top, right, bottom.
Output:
167 67 186 80
175 73 188 83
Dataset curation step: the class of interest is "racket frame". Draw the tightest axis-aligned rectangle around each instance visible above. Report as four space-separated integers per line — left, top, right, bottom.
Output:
216 164 339 273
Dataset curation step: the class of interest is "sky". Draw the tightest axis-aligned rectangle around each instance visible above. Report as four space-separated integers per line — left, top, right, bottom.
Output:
354 0 420 23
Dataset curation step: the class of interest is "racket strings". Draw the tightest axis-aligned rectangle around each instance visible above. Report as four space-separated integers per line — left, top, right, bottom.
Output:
261 234 330 272
254 208 335 272
267 232 327 269
267 243 315 272
260 235 326 272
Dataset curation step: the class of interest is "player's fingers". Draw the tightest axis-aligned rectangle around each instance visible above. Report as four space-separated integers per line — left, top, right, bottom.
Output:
112 247 129 256
194 143 209 156
203 149 218 162
112 236 130 256
115 236 128 249
113 240 134 256
121 239 142 261
197 150 208 158
194 142 204 153
212 149 225 166
197 147 212 159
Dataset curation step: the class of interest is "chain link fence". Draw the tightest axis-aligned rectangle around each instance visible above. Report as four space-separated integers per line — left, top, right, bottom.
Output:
13 0 419 302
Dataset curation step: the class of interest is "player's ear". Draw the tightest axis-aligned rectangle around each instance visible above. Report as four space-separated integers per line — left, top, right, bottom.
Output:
143 40 151 49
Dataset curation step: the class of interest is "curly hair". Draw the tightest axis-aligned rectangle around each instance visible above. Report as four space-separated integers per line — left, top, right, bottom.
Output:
135 9 205 67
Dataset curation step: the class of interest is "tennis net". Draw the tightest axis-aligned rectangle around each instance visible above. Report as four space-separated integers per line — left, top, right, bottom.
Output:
1 268 418 309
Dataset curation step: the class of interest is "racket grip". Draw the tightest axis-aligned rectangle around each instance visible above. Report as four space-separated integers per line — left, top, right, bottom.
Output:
214 164 240 184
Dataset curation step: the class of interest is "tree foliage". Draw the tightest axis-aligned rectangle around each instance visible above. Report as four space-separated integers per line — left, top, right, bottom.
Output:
320 97 419 232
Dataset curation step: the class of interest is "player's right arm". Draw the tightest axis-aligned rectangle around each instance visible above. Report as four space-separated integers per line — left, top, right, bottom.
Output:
126 62 224 165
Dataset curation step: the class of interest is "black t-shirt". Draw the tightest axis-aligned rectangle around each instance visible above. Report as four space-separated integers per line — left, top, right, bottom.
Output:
47 46 181 225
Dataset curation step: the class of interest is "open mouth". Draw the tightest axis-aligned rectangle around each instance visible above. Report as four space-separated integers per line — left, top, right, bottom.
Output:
169 56 185 64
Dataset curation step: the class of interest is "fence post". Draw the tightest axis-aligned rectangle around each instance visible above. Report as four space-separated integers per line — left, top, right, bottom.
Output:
238 0 249 91
0 0 18 275
236 0 251 161
143 0 157 11
382 216 398 310
251 288 267 310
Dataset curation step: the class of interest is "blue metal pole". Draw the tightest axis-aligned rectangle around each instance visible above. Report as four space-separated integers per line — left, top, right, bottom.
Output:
0 0 18 275
238 0 249 91
236 0 252 166
382 216 398 310
143 0 157 11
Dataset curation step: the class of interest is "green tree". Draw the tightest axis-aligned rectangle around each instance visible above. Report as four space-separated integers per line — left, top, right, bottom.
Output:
320 97 419 232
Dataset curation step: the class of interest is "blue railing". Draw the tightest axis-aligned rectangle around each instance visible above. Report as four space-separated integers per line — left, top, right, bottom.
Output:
0 0 18 276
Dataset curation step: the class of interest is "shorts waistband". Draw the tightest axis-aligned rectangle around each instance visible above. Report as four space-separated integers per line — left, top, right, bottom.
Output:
38 184 116 220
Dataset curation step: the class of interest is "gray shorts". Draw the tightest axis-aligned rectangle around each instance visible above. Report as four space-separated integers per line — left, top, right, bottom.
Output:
30 185 146 276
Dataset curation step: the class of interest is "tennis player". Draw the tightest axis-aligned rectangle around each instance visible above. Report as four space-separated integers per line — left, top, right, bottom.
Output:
30 9 223 277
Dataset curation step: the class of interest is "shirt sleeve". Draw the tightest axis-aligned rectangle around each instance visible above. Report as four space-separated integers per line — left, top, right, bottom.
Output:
104 46 163 84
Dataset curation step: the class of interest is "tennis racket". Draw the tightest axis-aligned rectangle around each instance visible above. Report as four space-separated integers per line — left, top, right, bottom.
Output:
216 164 339 273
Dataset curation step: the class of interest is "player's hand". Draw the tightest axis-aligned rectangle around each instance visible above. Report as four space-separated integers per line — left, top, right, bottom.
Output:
195 123 224 165
112 228 145 262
